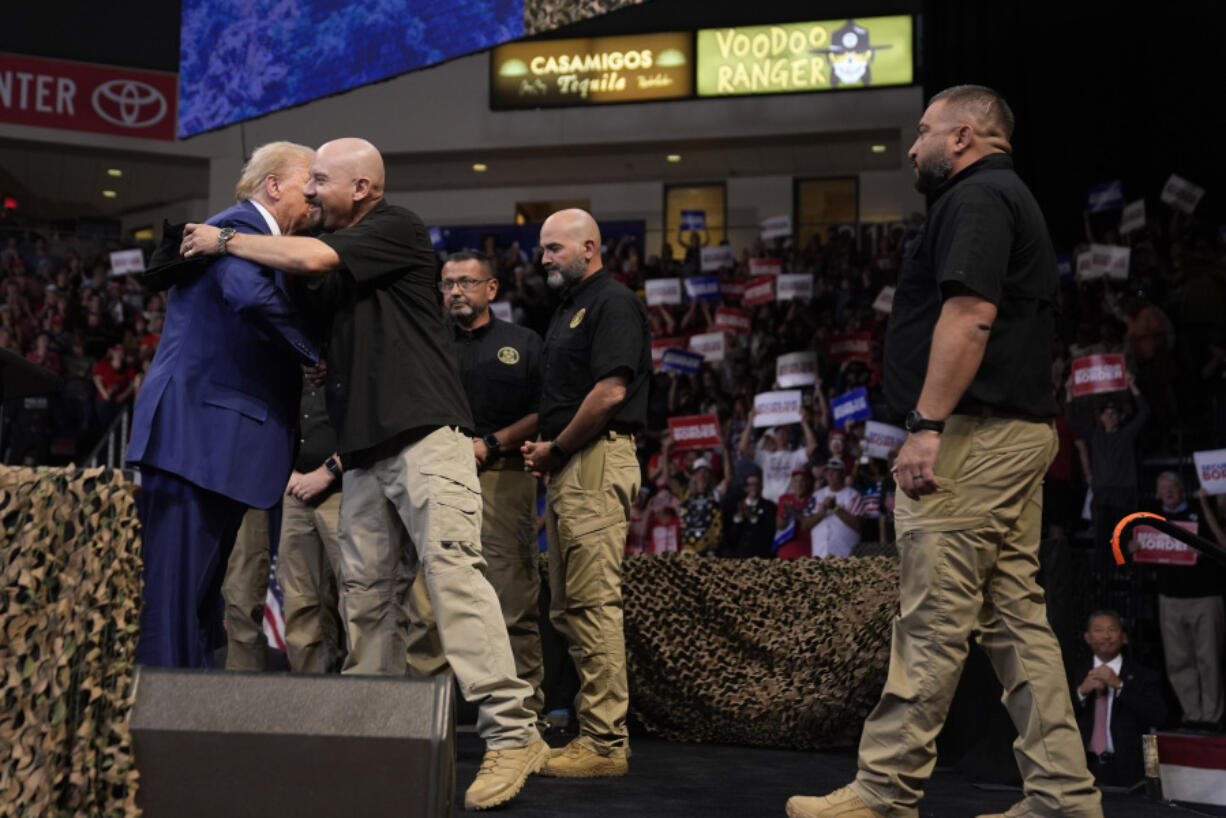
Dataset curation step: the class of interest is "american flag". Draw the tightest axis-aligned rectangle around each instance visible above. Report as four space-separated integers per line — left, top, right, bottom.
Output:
262 552 289 661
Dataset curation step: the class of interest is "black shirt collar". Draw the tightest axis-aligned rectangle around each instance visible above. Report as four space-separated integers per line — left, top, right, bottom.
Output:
450 314 495 340
932 152 1013 202
562 268 609 303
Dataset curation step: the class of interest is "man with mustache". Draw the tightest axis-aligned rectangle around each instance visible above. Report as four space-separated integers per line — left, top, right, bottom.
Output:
787 86 1102 818
521 208 650 778
181 138 547 810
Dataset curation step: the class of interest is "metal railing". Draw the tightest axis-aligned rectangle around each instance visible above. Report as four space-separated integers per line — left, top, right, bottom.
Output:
84 406 131 469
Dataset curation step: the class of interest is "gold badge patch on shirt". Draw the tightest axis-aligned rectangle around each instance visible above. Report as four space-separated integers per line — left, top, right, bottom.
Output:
569 307 586 329
497 346 519 365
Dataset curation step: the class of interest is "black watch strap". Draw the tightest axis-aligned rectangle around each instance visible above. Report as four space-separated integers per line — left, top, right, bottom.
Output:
550 441 570 463
905 410 945 434
323 455 341 476
483 433 501 460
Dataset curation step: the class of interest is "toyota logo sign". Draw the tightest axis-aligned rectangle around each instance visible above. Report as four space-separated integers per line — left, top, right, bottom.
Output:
91 80 168 129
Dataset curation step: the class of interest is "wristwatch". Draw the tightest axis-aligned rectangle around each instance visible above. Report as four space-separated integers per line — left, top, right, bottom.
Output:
482 433 501 461
905 410 945 434
550 441 570 463
217 227 237 255
323 455 342 477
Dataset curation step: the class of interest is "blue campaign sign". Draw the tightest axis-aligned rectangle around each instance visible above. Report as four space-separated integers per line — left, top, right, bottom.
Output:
831 387 872 428
680 210 706 231
428 227 445 249
660 348 704 375
1087 180 1124 213
1056 253 1074 282
684 275 721 302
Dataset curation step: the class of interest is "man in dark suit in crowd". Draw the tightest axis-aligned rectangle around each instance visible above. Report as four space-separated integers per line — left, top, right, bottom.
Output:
128 141 319 668
1071 610 1167 787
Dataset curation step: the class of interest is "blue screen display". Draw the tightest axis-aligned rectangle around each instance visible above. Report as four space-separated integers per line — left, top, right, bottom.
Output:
178 0 524 137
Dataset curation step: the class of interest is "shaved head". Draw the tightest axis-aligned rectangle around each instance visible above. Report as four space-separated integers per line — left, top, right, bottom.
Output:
305 137 385 231
540 208 603 289
928 85 1013 150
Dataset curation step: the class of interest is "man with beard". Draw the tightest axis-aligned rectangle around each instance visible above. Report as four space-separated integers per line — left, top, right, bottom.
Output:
521 208 649 778
406 249 548 733
787 87 1102 818
180 138 548 810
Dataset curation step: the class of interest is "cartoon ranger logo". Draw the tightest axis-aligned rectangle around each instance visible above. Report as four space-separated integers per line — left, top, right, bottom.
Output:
815 20 892 87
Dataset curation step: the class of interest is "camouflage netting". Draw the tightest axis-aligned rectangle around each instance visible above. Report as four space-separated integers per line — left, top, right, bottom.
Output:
1 466 142 818
523 0 649 36
623 554 900 749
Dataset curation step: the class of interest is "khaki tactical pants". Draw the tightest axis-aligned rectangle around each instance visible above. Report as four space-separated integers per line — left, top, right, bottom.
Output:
337 425 536 749
222 507 269 671
407 461 545 720
278 490 345 673
851 416 1102 818
1159 593 1225 724
546 432 639 757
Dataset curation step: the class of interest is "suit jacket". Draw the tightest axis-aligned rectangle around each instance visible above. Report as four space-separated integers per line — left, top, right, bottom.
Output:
127 201 319 509
1070 655 1167 786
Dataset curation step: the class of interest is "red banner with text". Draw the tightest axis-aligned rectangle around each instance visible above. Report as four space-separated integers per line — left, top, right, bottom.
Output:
668 413 722 451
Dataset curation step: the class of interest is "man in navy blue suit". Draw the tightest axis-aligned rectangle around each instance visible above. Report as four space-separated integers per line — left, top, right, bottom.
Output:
128 141 320 668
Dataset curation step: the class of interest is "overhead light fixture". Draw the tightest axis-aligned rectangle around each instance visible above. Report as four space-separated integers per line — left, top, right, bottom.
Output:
102 190 118 198
106 168 123 177
870 144 887 154
472 162 488 172
666 154 682 163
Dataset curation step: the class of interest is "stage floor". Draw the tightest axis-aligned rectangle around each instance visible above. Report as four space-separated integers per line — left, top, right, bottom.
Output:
454 730 1195 817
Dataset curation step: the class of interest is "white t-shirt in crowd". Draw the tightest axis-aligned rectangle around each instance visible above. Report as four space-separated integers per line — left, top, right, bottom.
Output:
805 485 864 558
755 443 809 504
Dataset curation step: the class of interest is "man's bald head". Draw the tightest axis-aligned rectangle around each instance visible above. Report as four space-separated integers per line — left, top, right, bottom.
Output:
305 137 386 231
540 208 603 289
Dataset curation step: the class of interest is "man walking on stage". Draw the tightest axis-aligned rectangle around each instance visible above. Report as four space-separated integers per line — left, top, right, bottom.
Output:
787 86 1102 818
181 138 547 811
522 209 650 777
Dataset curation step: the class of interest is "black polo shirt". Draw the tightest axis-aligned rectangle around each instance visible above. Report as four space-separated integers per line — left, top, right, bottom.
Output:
317 200 473 456
294 382 337 472
884 153 1059 420
539 269 650 441
451 315 542 437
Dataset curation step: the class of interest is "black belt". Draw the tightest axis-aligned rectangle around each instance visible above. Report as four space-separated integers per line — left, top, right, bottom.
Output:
1088 751 1114 766
606 422 639 437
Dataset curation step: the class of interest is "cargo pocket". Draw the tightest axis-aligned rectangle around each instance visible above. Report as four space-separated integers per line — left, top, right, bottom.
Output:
419 460 482 546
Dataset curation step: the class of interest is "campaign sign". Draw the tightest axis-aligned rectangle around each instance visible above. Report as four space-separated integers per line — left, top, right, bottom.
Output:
652 336 688 370
490 301 513 322
775 273 813 301
831 387 872 429
645 277 683 306
743 275 775 307
1119 199 1145 235
1193 448 1226 495
700 245 735 272
753 390 802 427
668 412 722 451
428 226 445 249
684 275 721 302
1087 180 1124 213
680 209 706 231
109 248 145 275
863 420 907 460
827 331 873 364
776 351 817 388
1076 244 1129 281
749 257 782 277
1056 253 1074 282
689 331 726 363
1132 520 1199 567
760 213 792 240
872 285 895 314
660 347 704 375
714 306 751 335
719 278 745 300
1071 354 1127 398
1161 174 1205 214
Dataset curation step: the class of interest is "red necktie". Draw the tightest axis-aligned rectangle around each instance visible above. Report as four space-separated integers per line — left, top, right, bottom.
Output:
1089 689 1109 754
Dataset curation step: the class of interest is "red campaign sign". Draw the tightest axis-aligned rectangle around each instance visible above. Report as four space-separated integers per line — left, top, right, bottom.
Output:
1071 354 1127 398
743 275 775 307
652 336 688 369
1132 521 1199 566
719 278 746 300
749 258 782 277
827 331 873 364
714 307 751 335
668 413 722 451
0 52 178 141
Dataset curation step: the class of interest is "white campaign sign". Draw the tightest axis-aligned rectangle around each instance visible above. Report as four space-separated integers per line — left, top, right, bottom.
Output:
490 301 513 322
1194 448 1226 494
776 351 817 388
753 390 802 427
775 273 813 301
645 278 682 306
688 331 726 362
863 421 907 460
109 248 145 275
1119 199 1145 235
872 286 895 314
760 214 792 240
1161 174 1205 214
700 245 735 272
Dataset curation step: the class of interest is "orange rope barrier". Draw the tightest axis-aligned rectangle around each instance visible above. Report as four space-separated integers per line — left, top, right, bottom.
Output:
1110 511 1166 566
